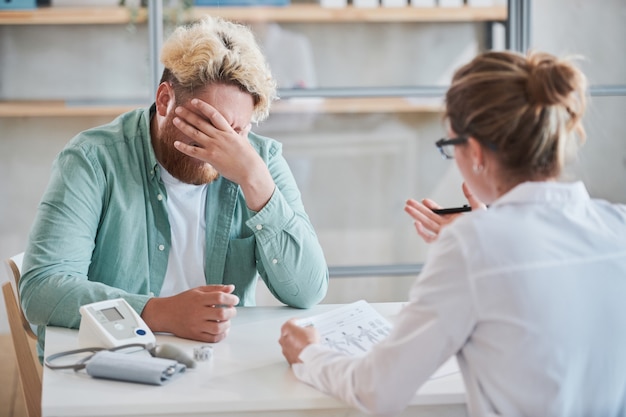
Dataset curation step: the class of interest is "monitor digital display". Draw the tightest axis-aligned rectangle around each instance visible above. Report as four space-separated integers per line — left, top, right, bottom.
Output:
101 307 124 322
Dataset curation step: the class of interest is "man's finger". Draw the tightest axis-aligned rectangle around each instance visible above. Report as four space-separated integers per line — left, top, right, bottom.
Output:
191 99 232 132
199 284 236 293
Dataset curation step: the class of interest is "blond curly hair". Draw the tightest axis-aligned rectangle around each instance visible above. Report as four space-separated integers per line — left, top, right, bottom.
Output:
160 16 277 123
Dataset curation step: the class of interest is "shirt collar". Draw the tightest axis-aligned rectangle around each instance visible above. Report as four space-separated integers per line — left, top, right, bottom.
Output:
144 104 161 181
491 181 590 208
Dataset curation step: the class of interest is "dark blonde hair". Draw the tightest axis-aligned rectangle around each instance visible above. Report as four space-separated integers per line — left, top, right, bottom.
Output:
445 50 587 181
159 16 277 123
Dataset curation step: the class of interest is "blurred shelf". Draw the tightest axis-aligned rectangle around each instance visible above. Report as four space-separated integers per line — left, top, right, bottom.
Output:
272 96 444 113
0 5 476 120
0 97 443 117
192 4 507 23
0 4 506 25
0 7 148 25
0 101 146 117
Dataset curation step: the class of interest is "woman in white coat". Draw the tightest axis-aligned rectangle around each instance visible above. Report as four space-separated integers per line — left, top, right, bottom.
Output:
278 50 626 417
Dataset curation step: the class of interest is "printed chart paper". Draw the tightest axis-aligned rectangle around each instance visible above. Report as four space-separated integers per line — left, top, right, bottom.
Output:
296 300 392 356
296 300 460 380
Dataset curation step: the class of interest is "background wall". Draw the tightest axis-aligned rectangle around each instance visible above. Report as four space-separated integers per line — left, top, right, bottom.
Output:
1 0 625 332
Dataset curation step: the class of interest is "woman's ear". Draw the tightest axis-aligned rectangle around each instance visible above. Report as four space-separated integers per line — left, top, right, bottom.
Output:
467 136 485 172
155 82 175 117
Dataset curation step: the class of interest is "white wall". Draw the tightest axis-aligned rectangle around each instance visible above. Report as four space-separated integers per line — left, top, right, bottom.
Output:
1 0 625 333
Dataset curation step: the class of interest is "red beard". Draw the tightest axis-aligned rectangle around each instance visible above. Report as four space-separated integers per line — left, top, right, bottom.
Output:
156 115 219 185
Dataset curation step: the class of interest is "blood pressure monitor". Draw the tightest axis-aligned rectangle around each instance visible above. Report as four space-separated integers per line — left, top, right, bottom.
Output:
78 298 156 349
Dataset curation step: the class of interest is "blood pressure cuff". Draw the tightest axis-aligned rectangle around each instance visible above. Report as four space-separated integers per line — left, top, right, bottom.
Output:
85 350 186 385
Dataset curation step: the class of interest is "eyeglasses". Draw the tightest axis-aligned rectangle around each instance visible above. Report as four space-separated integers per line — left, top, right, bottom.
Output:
435 137 468 159
435 136 498 159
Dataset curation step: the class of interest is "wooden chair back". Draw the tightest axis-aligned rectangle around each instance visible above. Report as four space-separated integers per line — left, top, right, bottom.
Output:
3 253 42 417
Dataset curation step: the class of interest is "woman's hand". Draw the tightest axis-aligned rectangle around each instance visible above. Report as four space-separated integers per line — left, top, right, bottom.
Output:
279 319 320 365
404 182 486 243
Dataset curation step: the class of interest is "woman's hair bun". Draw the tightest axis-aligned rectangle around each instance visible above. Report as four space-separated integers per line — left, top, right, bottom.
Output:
526 51 586 107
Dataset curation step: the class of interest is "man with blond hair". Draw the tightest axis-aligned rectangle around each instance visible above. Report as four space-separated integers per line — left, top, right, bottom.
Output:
21 16 328 358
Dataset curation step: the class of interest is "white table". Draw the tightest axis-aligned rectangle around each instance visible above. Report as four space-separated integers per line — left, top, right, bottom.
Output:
42 302 467 417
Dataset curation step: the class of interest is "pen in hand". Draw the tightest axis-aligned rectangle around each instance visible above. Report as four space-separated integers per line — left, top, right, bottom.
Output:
431 205 472 215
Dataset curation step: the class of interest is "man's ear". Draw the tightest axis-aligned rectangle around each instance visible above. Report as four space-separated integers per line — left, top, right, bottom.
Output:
155 82 175 117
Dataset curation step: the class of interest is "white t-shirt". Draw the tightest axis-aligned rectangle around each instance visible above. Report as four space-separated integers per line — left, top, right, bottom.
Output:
293 181 626 417
158 165 207 297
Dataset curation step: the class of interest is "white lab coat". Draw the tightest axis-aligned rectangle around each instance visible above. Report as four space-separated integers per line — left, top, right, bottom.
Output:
293 181 626 417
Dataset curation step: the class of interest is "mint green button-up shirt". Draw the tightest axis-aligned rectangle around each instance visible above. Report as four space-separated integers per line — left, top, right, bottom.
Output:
20 106 328 354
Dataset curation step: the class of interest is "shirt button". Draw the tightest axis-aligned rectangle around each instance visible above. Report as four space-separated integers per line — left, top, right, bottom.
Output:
272 258 278 264
149 292 155 297
158 244 165 251
157 194 163 201
255 224 263 231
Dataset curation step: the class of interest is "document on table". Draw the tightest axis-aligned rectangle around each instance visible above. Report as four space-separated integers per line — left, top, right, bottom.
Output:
296 299 459 380
296 299 392 356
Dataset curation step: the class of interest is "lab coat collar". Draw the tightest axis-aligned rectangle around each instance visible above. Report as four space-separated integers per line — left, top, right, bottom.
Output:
491 181 590 208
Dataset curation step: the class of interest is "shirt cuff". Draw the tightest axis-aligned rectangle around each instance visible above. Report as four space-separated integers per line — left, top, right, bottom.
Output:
245 186 294 236
292 343 336 383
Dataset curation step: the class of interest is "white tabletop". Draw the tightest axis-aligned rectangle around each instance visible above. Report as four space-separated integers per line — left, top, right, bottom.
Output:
42 302 467 417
